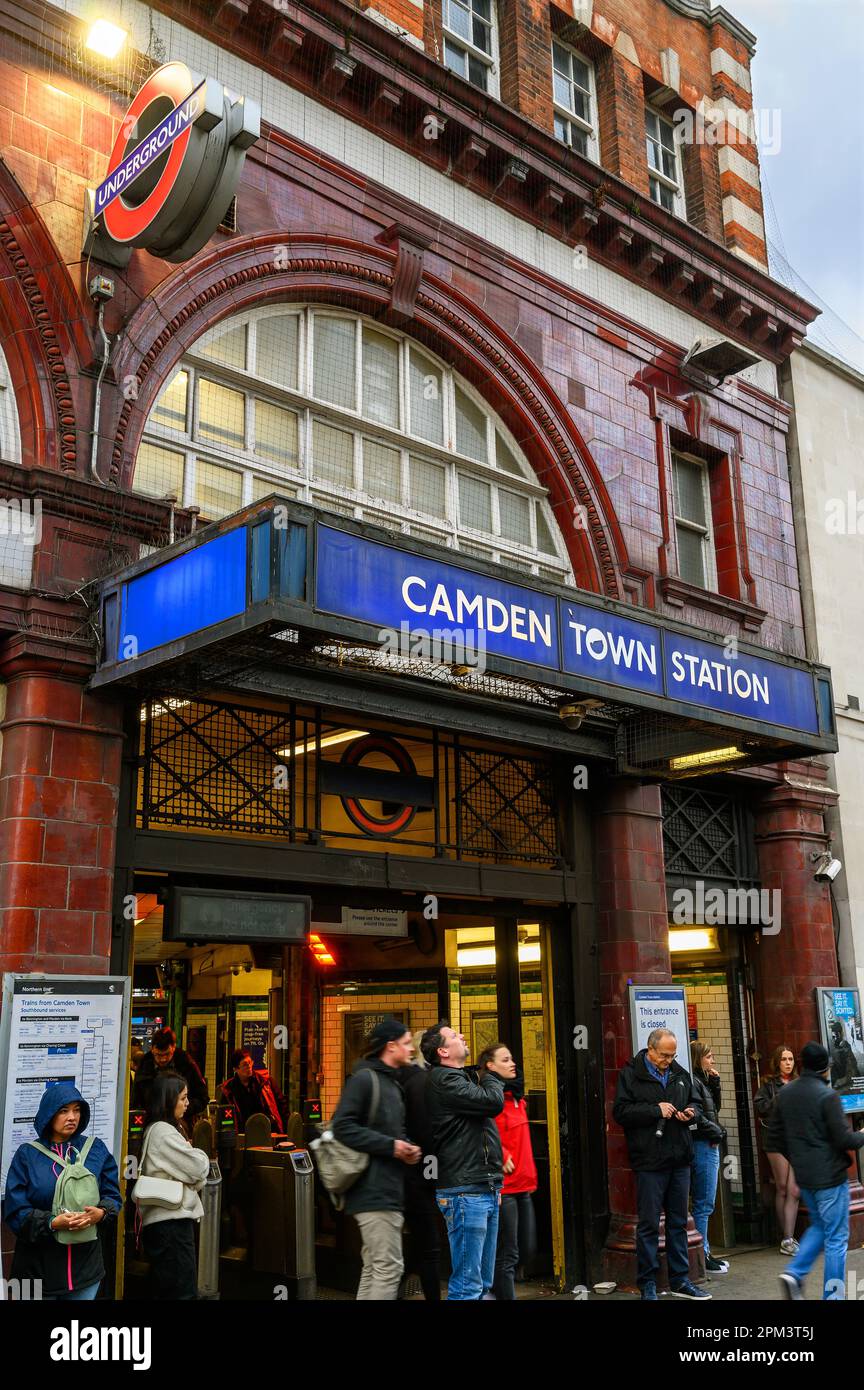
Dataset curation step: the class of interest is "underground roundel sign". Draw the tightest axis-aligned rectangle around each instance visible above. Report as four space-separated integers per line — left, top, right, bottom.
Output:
340 734 420 838
85 62 260 267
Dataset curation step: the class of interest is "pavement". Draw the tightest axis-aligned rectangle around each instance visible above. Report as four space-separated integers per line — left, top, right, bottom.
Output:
515 1240 864 1301
319 1241 864 1300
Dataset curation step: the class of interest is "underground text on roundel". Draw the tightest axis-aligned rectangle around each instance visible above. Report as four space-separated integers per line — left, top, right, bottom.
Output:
49 1320 151 1372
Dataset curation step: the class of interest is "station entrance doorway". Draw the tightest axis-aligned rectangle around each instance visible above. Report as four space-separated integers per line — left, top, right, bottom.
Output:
121 886 568 1298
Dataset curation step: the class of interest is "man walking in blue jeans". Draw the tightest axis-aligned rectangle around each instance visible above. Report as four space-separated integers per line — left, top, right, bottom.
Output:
768 1041 864 1300
421 1022 504 1300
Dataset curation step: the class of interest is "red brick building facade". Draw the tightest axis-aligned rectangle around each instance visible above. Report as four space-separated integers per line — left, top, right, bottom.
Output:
0 0 855 1290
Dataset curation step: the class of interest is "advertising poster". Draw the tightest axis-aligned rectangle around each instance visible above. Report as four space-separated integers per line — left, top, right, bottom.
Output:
0 975 130 1195
816 987 864 1114
240 1019 269 1070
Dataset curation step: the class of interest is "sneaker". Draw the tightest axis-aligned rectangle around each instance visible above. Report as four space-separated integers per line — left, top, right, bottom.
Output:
779 1238 799 1255
779 1272 804 1301
705 1256 729 1274
670 1279 712 1300
641 1281 658 1301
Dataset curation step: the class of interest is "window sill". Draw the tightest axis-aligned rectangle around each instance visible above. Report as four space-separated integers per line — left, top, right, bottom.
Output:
658 575 766 632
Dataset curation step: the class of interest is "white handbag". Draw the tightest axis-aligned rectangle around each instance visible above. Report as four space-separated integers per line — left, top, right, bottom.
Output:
133 1128 184 1210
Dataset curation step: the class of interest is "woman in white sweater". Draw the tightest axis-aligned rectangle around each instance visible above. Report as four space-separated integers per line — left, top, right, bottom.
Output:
138 1072 210 1299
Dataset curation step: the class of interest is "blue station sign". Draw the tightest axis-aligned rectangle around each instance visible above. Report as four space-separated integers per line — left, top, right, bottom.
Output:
316 526 820 735
94 500 835 753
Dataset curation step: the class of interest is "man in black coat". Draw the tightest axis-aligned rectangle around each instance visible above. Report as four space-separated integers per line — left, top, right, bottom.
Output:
613 1028 709 1302
398 1057 441 1300
421 1021 504 1301
331 1018 421 1300
131 1027 209 1119
768 1041 864 1300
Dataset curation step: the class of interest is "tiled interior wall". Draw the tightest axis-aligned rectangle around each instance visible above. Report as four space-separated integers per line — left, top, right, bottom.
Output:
320 983 440 1117
674 974 742 1194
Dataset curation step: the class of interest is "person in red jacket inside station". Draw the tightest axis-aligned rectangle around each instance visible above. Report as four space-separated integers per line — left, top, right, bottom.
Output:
477 1042 538 1300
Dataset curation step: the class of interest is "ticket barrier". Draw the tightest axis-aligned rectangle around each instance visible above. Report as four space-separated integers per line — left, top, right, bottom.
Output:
246 1144 317 1300
191 1114 224 1300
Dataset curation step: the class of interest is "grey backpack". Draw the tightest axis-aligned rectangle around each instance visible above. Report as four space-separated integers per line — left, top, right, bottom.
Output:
310 1070 380 1211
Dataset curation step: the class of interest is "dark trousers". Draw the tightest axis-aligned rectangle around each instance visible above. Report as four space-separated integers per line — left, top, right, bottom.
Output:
493 1192 537 1300
403 1175 442 1301
636 1166 690 1289
142 1218 198 1300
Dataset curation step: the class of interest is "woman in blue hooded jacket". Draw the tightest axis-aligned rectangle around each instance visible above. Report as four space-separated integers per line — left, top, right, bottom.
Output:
3 1081 121 1300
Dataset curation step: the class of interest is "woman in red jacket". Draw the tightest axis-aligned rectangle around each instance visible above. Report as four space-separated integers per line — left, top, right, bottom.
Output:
478 1042 538 1300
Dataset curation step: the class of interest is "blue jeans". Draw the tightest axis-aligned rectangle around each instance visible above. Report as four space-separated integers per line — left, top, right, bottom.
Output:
43 1281 100 1301
635 1166 691 1289
691 1141 720 1258
436 1189 500 1300
787 1183 850 1299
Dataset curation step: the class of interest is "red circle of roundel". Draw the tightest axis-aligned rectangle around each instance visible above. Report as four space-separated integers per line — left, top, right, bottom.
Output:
340 734 418 838
102 63 197 244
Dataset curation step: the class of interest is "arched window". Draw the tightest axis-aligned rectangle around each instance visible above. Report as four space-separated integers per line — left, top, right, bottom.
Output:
136 307 574 585
0 342 21 465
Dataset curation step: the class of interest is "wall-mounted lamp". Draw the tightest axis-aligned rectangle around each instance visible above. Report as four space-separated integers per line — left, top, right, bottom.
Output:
85 19 129 59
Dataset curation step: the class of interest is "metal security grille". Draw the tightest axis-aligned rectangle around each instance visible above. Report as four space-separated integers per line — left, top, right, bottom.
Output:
662 784 738 880
138 696 561 865
140 699 305 836
456 748 559 864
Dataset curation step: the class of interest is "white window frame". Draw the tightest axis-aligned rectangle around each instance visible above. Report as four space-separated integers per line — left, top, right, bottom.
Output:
671 450 717 591
646 105 686 219
139 306 574 582
442 0 499 99
551 41 599 162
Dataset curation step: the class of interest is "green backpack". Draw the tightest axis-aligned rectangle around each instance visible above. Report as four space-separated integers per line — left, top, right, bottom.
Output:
28 1137 101 1244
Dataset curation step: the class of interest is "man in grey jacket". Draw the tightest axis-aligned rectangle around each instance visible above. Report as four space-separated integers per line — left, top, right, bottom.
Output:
768 1041 864 1300
421 1021 504 1300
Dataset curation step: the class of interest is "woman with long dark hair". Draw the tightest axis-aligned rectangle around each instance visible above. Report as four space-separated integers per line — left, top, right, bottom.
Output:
689 1041 728 1275
477 1042 537 1301
754 1045 800 1254
137 1072 210 1300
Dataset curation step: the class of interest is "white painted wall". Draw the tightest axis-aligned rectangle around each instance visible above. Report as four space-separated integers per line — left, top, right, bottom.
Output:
784 344 864 1001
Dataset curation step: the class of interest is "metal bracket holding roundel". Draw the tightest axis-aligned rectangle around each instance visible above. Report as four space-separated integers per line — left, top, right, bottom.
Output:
82 61 260 267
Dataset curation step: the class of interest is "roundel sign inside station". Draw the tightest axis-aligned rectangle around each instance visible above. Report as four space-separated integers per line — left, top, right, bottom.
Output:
86 62 260 267
340 734 420 838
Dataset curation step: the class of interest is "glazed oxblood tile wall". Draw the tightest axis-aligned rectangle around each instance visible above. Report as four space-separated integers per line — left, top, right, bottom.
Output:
0 0 852 1282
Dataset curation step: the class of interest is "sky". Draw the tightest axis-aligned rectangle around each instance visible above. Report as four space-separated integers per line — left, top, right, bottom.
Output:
728 0 864 371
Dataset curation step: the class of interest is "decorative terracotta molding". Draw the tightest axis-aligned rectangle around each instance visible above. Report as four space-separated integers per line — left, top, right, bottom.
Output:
0 216 79 474
658 575 766 630
376 222 433 323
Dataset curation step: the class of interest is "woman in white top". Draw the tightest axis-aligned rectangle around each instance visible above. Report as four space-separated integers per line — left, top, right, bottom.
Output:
138 1072 210 1299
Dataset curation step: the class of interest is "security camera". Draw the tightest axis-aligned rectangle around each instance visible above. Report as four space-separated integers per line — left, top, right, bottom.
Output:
812 851 842 883
558 702 586 731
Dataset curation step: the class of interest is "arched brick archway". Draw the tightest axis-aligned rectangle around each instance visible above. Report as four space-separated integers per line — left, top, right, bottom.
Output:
0 159 89 474
106 233 636 598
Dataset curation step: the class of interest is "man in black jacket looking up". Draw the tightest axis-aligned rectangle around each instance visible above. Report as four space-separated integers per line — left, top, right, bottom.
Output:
768 1041 864 1301
613 1028 710 1302
332 1018 421 1300
421 1021 504 1300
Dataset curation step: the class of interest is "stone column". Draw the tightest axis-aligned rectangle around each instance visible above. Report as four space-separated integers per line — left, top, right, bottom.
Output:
752 772 864 1244
596 778 704 1286
0 642 124 977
